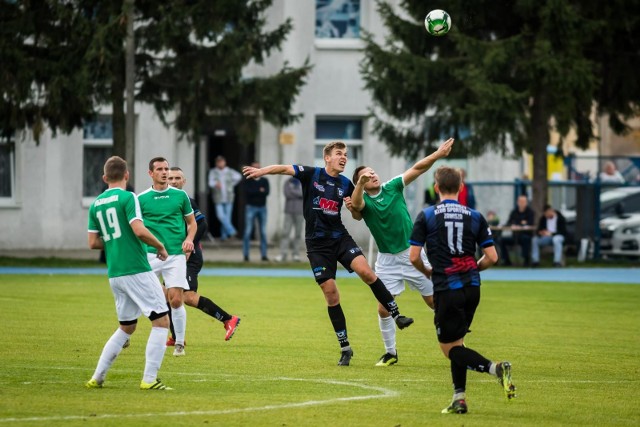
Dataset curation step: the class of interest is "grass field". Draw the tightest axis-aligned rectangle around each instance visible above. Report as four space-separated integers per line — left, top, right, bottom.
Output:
1 273 639 426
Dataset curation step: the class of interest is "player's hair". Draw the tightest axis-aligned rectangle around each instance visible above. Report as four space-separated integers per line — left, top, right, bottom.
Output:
148 156 168 171
352 165 367 184
543 204 553 211
103 156 127 182
434 165 461 195
323 141 346 158
170 166 183 172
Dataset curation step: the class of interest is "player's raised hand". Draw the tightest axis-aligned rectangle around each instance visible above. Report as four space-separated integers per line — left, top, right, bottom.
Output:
436 138 454 158
357 172 372 185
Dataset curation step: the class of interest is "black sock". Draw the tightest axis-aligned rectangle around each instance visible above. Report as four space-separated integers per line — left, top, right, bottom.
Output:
167 302 176 340
451 359 467 394
449 345 492 373
368 278 399 318
327 304 349 348
197 296 231 322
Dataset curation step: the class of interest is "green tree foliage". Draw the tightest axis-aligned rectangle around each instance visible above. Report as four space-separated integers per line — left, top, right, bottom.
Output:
361 0 640 214
1 0 310 153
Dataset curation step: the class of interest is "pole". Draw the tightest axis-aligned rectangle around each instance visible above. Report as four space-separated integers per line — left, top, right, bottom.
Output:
124 0 135 187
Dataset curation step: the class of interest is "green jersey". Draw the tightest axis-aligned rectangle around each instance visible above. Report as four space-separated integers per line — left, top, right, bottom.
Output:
87 188 152 278
137 186 194 255
360 175 413 254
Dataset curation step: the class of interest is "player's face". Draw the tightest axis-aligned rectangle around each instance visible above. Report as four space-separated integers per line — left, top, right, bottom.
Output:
168 170 186 189
150 161 169 186
325 147 348 175
358 167 380 191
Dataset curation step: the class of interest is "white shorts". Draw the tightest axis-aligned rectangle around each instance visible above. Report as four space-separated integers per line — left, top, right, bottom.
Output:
147 254 189 289
375 248 433 297
109 271 168 322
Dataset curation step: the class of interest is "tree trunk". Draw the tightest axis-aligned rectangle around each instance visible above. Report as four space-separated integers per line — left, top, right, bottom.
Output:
111 52 126 162
530 92 550 221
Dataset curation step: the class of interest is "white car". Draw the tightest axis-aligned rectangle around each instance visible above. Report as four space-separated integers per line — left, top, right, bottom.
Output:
599 213 640 259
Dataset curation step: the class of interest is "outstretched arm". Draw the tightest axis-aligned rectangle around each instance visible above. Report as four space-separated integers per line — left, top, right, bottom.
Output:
243 164 295 179
350 172 371 212
403 138 454 186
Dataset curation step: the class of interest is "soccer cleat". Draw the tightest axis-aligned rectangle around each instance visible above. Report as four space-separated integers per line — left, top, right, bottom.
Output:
395 315 414 330
85 378 103 389
375 352 398 367
122 338 130 349
166 336 175 346
223 315 241 341
173 344 186 357
140 379 173 390
496 361 517 400
338 349 354 366
441 399 468 414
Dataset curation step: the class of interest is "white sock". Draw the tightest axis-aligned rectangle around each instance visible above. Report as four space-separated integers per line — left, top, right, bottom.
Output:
489 362 497 376
453 391 466 401
142 327 168 384
92 328 130 383
378 315 396 356
171 305 187 345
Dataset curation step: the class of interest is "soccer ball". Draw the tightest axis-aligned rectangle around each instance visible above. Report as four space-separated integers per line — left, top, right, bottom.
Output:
424 9 451 36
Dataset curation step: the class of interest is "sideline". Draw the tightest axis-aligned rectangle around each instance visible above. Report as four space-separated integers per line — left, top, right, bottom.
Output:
0 267 637 284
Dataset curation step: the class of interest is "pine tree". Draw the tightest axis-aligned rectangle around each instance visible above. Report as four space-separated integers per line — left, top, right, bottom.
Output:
1 0 310 160
361 0 640 215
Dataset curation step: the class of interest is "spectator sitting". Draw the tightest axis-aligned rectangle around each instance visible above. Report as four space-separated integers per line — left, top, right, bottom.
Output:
499 195 535 267
486 210 500 227
532 204 567 268
599 161 625 184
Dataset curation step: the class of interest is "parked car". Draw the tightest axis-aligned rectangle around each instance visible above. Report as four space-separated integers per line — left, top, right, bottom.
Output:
599 213 640 259
562 187 640 242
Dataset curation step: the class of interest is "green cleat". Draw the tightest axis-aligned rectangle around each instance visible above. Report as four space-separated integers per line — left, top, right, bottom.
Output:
140 379 173 390
85 378 103 389
375 352 398 367
496 361 517 400
441 399 468 414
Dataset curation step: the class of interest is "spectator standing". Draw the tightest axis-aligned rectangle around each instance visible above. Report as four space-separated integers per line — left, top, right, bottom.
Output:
208 156 242 240
500 195 535 267
531 204 567 267
457 168 476 209
242 161 270 262
276 177 304 262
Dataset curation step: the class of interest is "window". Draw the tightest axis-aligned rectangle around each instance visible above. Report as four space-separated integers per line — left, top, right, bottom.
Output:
315 118 363 181
0 135 15 200
83 115 113 198
315 0 360 39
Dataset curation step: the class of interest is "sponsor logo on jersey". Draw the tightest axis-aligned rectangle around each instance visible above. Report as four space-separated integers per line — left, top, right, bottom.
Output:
154 195 170 199
318 198 339 215
313 182 325 192
327 180 335 186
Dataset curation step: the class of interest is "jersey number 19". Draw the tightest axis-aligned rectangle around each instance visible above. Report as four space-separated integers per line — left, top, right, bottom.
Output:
96 207 122 242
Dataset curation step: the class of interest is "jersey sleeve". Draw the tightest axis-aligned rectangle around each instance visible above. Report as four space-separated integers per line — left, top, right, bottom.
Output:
476 214 495 248
409 210 428 246
181 191 194 216
293 165 314 184
125 192 143 225
87 204 99 233
388 175 405 192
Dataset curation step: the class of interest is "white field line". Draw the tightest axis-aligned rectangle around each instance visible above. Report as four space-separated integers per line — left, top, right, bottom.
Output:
0 375 398 424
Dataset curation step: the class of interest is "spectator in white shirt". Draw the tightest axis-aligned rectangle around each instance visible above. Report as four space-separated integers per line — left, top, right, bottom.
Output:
599 161 625 184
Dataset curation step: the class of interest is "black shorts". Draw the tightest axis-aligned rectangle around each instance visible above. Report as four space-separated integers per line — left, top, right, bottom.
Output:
306 235 364 284
186 250 204 292
433 286 481 343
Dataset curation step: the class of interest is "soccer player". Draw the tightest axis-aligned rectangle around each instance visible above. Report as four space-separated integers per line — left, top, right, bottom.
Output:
409 165 516 414
167 167 241 342
242 141 414 366
347 138 454 366
138 157 196 357
86 156 172 390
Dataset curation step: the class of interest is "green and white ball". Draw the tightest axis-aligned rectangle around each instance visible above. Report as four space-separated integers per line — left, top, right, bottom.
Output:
424 9 451 36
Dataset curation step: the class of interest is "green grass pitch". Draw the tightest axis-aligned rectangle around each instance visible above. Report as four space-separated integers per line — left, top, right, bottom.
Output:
0 274 638 426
